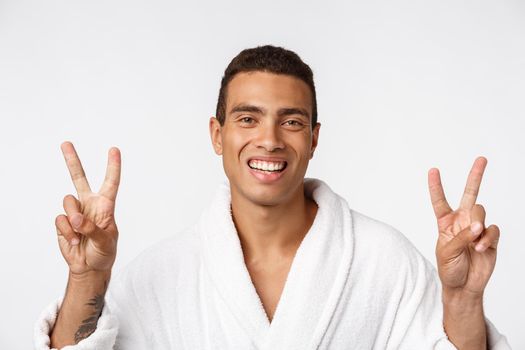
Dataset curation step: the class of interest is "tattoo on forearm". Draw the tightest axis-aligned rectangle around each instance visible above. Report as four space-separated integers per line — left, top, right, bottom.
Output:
74 294 105 343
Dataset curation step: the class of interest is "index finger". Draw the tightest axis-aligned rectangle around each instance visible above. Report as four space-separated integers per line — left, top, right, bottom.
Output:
428 167 453 219
459 157 487 210
99 147 121 201
61 141 92 196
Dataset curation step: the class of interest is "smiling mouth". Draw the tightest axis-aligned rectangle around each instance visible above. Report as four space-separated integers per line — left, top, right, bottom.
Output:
248 159 288 173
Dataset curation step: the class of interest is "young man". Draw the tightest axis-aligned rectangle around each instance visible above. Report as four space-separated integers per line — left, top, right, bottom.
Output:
35 45 510 349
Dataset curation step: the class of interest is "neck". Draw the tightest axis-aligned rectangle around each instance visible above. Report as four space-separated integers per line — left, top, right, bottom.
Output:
231 182 318 264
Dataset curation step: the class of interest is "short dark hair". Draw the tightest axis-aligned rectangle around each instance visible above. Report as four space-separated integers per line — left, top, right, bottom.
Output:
215 45 317 128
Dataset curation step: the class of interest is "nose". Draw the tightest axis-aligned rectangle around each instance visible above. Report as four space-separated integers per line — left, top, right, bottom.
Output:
255 122 285 152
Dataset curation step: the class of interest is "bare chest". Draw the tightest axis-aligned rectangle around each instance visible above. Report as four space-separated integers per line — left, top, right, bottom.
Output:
247 260 293 323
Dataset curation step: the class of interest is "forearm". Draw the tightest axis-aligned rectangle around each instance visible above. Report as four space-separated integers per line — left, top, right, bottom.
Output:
50 270 111 349
443 289 487 350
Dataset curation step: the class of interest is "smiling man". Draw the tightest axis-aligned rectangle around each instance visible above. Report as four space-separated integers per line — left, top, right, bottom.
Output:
35 45 510 349
209 68 320 322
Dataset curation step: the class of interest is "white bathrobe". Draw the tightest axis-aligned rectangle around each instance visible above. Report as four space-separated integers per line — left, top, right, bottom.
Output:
34 179 511 349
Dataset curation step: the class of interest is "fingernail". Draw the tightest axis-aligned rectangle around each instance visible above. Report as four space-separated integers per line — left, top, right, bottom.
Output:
470 222 482 235
475 243 485 252
71 214 83 228
71 238 80 245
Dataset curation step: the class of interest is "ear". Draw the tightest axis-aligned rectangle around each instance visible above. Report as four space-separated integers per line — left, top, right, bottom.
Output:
309 122 321 159
209 117 223 155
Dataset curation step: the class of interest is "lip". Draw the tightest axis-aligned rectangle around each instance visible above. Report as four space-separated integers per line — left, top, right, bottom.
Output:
247 156 288 163
246 157 288 183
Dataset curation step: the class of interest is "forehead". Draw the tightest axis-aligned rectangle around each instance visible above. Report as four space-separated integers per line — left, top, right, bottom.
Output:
226 71 312 114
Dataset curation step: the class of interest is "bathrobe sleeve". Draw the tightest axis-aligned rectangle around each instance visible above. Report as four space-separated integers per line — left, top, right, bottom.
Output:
348 211 511 350
390 250 511 349
33 296 118 350
33 269 150 350
33 228 203 350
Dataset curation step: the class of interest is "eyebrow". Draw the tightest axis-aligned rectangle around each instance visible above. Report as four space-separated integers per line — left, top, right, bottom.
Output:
229 104 265 115
277 107 310 119
229 104 310 119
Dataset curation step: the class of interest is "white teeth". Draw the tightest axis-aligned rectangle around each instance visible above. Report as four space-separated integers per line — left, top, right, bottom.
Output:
249 160 286 172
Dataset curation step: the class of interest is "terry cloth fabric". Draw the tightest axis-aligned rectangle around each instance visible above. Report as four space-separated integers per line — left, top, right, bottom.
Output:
34 178 511 349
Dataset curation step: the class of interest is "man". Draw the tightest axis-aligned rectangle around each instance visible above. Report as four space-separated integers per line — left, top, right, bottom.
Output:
35 45 510 349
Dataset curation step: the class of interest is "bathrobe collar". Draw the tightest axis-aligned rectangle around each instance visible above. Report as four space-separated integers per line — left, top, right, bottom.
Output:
198 178 355 350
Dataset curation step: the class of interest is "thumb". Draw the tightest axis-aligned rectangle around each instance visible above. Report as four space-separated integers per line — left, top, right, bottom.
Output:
69 213 107 243
442 221 484 259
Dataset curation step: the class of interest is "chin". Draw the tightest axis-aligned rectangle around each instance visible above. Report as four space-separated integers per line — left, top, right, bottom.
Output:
244 180 301 207
247 192 286 207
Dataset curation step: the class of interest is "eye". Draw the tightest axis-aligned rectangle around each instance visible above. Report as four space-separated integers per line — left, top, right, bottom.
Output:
283 120 303 127
240 116 254 124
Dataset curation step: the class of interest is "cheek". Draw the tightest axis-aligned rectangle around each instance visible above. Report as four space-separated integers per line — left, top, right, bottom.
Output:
292 133 313 158
222 129 251 162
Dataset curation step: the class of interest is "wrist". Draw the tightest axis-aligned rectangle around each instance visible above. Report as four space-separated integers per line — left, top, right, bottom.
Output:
442 288 487 350
443 288 484 310
67 269 111 292
52 270 111 347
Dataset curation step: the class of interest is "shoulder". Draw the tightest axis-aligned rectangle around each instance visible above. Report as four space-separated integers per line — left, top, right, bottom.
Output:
351 210 415 251
349 210 436 278
133 225 200 266
137 225 201 262
111 225 202 292
103 227 203 335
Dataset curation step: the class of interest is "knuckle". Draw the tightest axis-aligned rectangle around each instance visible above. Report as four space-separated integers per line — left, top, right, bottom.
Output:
55 214 67 227
489 224 500 233
473 203 485 213
483 236 498 248
71 171 86 180
432 197 446 205
80 220 96 235
461 228 476 242
465 187 478 196
57 228 70 239
63 194 76 206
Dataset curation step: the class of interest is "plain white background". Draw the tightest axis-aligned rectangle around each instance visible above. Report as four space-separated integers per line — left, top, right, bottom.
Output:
0 0 523 348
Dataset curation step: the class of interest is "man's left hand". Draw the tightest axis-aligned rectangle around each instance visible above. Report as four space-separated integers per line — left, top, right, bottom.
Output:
428 156 499 297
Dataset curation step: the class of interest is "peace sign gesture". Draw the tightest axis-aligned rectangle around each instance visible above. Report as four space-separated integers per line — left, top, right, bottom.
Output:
55 142 121 276
428 157 500 296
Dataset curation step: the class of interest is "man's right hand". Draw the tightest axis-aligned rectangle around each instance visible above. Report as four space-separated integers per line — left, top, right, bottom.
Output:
50 141 121 348
56 141 121 276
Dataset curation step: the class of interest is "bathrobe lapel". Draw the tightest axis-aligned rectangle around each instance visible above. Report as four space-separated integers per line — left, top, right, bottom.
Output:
262 179 355 349
199 179 355 350
199 182 270 349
